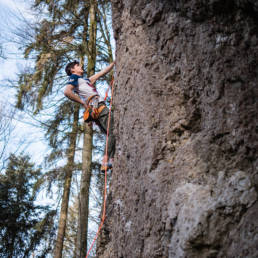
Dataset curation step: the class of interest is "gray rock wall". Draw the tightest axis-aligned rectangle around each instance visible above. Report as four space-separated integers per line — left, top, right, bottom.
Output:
97 1 258 257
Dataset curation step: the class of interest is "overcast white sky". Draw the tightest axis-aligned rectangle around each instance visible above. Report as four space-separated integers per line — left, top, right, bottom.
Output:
0 0 58 214
0 0 49 165
0 0 33 78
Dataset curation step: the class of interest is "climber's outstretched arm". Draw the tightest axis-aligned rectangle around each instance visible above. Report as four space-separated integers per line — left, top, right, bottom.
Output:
64 84 87 109
89 61 115 85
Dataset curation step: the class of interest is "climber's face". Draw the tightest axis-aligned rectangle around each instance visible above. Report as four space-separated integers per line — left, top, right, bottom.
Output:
72 63 84 75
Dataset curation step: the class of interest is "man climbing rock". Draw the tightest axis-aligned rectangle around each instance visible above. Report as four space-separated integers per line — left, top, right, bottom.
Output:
64 60 115 171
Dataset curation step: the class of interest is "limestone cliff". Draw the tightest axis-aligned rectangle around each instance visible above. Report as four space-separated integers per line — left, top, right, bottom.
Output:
97 1 258 257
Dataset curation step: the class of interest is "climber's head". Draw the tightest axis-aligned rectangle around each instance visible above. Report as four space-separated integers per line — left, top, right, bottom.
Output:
65 60 83 76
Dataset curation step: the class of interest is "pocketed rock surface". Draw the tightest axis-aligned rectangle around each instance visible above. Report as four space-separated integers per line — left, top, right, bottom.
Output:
97 1 258 257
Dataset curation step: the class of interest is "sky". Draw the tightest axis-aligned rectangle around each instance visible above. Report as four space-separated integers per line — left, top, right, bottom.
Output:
0 1 112 254
0 0 50 165
0 0 106 193
0 0 33 78
0 1 55 213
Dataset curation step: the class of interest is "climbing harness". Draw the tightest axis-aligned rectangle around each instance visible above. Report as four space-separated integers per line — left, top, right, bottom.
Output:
85 77 114 258
83 95 106 122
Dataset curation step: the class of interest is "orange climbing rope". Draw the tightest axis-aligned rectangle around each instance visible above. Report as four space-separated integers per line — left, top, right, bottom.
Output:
104 77 114 101
85 78 114 258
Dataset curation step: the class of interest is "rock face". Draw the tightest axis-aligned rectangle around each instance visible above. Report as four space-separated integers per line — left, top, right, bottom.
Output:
97 1 258 257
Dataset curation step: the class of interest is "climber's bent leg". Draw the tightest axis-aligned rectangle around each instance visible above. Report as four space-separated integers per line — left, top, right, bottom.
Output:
97 106 116 171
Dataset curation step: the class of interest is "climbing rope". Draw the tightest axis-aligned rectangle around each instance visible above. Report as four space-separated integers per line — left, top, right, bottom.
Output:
104 77 114 101
85 77 114 258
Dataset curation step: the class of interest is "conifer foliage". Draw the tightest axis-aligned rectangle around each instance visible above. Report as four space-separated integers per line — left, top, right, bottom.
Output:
13 0 113 256
0 154 56 257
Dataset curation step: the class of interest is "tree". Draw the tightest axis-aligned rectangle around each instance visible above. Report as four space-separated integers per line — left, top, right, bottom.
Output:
0 154 56 257
0 101 15 170
53 105 80 258
75 1 97 257
62 198 79 257
14 1 89 256
76 1 114 256
14 0 114 256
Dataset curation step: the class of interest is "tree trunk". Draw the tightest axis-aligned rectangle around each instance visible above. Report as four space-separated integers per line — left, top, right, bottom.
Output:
75 1 97 257
75 123 93 258
54 105 79 258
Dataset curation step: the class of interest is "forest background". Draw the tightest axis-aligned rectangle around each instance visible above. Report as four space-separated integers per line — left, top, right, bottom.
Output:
0 0 114 257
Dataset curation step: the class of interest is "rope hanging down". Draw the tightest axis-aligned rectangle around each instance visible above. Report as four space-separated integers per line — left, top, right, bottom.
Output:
86 77 114 258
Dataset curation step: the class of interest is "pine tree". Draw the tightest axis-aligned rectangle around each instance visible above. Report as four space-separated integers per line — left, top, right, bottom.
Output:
62 198 79 257
14 0 114 256
0 101 15 170
15 1 90 256
54 106 80 258
75 1 115 256
75 1 97 257
0 154 56 257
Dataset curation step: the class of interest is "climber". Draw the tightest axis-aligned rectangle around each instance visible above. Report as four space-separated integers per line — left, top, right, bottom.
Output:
64 60 116 171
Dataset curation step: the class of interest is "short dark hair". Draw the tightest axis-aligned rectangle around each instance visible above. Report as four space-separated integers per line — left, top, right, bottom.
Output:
65 60 79 76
